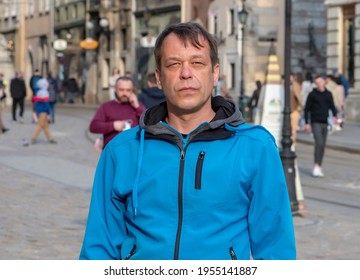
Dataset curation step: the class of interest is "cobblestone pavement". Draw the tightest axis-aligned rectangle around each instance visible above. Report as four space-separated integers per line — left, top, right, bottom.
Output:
0 104 359 260
0 106 99 259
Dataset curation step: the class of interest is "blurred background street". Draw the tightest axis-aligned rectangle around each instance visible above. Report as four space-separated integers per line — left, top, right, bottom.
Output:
0 104 359 260
1 0 360 260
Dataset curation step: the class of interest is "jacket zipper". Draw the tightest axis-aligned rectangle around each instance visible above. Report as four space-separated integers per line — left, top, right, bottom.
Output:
174 149 185 260
229 247 237 260
195 151 205 190
124 245 136 260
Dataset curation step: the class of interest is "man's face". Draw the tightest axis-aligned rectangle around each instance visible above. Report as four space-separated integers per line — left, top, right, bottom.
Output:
314 77 325 91
115 80 134 103
155 33 219 114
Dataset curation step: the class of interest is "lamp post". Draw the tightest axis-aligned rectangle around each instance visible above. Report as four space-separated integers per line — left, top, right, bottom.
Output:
280 0 299 215
238 1 248 112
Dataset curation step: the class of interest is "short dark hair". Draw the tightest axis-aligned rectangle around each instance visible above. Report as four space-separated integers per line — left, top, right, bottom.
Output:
115 76 135 87
314 74 326 80
154 22 219 71
146 73 157 84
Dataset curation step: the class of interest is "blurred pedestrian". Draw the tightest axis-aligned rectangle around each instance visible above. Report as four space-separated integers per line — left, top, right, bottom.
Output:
30 78 57 144
326 75 343 132
0 72 7 102
0 73 9 134
304 75 338 177
80 22 295 260
47 72 59 123
89 76 145 150
300 72 314 128
138 72 166 109
29 69 42 123
10 71 27 123
290 73 304 212
290 72 303 140
332 67 349 99
0 110 6 134
65 77 79 103
109 67 121 100
245 80 262 122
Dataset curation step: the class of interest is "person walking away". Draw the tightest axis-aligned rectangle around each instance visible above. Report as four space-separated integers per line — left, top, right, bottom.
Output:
10 71 27 123
245 80 261 122
138 72 166 109
47 72 59 123
326 75 343 132
80 22 295 260
89 76 145 150
290 72 305 212
30 78 57 144
29 69 42 123
304 75 337 177
108 67 121 100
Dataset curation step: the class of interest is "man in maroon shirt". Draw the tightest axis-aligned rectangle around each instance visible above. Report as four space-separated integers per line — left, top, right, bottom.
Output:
89 76 145 149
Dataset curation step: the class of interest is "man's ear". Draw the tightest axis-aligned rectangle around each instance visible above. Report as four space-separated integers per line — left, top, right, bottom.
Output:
155 68 161 88
213 64 220 87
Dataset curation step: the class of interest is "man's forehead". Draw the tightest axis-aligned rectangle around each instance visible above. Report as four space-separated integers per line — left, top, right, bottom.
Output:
117 80 133 87
165 33 207 48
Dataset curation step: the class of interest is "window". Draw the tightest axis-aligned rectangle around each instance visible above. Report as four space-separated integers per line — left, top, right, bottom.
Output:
121 28 127 50
214 14 218 37
3 2 9 18
10 1 17 17
27 0 35 17
229 9 235 35
230 63 235 89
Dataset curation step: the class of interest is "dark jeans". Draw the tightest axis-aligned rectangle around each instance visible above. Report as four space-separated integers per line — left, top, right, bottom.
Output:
311 122 328 166
12 97 24 121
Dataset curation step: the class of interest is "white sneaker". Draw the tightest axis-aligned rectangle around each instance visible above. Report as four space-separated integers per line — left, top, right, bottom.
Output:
312 166 324 177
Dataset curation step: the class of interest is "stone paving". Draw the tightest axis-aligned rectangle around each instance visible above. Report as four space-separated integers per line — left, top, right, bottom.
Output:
0 106 99 259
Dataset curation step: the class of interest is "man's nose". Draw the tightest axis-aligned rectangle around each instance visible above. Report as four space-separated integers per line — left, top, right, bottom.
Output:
180 63 192 79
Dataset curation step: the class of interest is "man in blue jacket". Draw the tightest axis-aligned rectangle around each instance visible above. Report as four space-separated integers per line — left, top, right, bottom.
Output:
80 22 296 260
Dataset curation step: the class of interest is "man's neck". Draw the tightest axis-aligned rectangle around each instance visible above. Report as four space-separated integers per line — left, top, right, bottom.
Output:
166 106 216 134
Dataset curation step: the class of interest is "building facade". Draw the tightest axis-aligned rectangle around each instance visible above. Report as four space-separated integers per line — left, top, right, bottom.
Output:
326 0 360 121
133 0 181 90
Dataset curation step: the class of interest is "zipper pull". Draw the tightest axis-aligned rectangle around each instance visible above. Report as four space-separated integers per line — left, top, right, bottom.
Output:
180 150 185 160
199 151 205 159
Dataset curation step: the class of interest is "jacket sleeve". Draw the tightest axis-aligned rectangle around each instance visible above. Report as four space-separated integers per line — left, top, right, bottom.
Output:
247 137 296 260
79 145 127 259
89 105 115 135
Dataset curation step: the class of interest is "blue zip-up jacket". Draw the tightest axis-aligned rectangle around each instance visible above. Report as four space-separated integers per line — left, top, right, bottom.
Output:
80 96 296 260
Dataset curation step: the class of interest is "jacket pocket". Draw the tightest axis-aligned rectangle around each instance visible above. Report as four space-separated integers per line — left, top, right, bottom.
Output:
195 151 206 190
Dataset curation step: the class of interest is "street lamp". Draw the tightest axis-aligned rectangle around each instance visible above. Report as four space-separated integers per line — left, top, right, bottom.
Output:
238 1 248 111
280 0 299 215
